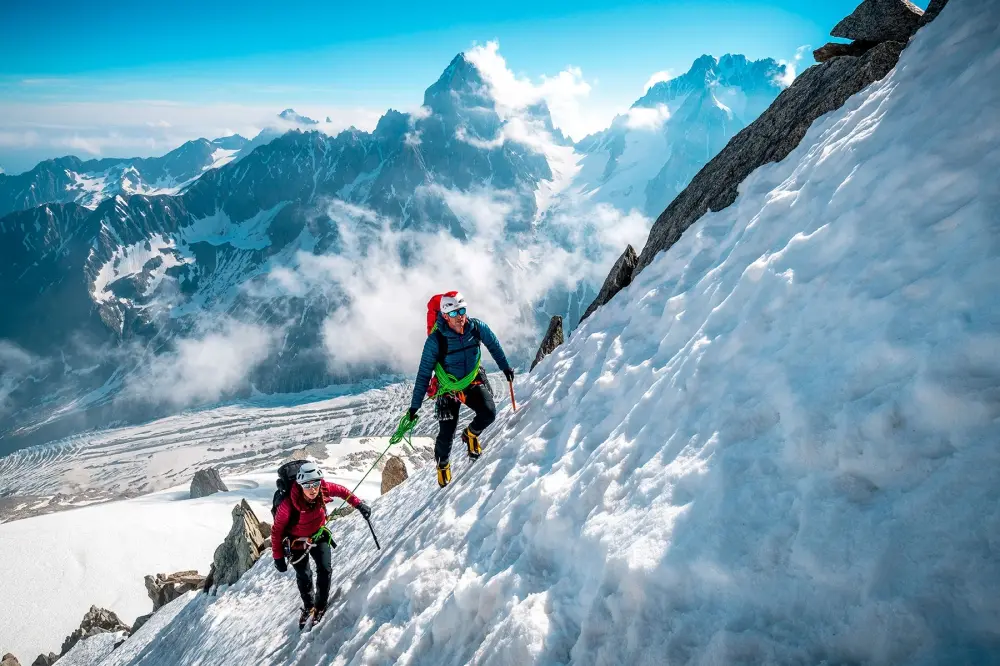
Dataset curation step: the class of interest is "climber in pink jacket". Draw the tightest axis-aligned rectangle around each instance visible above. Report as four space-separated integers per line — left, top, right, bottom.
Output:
271 461 370 627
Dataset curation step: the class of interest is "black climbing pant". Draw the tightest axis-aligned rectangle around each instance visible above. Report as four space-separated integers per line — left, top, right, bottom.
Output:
434 381 496 463
291 540 333 611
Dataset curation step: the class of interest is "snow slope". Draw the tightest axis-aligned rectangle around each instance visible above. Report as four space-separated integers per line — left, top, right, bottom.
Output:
0 436 432 660
20 2 1000 663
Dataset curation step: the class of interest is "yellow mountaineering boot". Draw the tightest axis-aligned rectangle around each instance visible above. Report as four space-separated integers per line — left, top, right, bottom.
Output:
462 428 481 460
437 460 452 488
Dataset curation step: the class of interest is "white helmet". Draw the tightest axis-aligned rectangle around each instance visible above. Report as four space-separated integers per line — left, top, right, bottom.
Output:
439 293 467 315
296 462 324 485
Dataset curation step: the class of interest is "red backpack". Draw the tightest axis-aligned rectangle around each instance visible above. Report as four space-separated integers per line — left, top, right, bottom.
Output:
424 292 458 398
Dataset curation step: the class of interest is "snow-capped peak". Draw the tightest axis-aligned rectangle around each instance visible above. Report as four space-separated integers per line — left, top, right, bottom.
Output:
277 108 320 125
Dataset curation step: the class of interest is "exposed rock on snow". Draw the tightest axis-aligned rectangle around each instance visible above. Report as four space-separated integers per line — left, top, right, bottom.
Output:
832 0 923 42
144 571 206 612
530 316 564 371
129 614 152 636
189 468 229 499
813 40 878 62
380 456 408 495
919 0 949 26
2 653 21 666
57 606 129 656
634 39 905 276
581 245 638 321
29 655 55 666
206 500 267 589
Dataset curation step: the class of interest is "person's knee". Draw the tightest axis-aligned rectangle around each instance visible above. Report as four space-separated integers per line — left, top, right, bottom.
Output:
480 403 496 427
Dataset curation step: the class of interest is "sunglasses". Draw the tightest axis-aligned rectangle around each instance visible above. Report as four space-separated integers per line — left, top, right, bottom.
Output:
301 480 321 489
445 308 467 318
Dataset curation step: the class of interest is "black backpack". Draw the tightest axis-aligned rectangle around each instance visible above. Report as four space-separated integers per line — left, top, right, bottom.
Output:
272 459 309 529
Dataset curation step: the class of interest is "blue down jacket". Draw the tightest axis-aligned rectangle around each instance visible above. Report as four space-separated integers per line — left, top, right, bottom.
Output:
409 315 510 411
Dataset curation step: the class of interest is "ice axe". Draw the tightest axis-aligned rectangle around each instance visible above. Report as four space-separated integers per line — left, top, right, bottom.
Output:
363 515 381 550
508 380 517 412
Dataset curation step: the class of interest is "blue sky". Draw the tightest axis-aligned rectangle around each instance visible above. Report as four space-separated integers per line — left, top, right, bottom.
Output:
0 0 926 173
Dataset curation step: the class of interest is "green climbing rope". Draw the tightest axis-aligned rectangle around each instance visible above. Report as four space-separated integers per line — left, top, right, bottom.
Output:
433 354 481 395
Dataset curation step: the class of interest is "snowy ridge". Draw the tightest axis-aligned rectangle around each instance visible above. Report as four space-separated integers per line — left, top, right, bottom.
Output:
68 3 1000 663
0 434 435 661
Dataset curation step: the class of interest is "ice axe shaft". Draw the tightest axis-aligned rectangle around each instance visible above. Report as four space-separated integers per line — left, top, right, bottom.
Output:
364 515 381 550
508 381 517 412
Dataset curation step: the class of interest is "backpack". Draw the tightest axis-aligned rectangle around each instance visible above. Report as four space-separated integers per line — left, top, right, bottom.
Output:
272 459 310 529
424 293 480 398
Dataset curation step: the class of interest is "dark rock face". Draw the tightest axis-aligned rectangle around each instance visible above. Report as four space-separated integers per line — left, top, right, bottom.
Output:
831 0 923 42
190 468 229 498
634 41 905 277
814 40 878 62
581 245 638 322
381 455 408 495
144 570 207 611
30 655 56 666
58 605 130 656
530 316 564 371
918 0 949 26
129 613 153 636
208 500 267 589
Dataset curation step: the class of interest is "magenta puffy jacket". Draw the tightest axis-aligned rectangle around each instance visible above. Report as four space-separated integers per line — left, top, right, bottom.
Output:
271 479 361 559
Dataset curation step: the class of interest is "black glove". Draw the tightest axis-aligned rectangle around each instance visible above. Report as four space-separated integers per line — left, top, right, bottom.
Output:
356 500 372 520
273 557 287 573
407 408 419 422
503 368 515 383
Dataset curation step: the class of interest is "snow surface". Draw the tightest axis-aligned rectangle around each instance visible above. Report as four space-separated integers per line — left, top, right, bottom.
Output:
0 437 430 660
64 3 999 664
57 630 127 666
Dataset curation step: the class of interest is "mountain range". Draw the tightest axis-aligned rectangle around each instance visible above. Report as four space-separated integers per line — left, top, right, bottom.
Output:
0 51 786 451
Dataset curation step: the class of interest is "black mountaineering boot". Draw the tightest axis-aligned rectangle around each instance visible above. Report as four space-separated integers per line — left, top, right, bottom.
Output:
311 607 326 625
298 606 313 630
462 428 482 460
437 460 452 488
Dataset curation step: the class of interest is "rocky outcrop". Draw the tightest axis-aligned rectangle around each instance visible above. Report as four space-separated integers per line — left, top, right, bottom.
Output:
29 655 56 666
813 40 878 62
189 468 228 498
831 0 923 43
144 570 206 611
918 0 949 27
633 39 905 277
130 613 153 636
58 606 130 656
581 245 638 322
381 456 408 495
259 520 272 540
2 654 21 666
530 316 564 371
206 500 267 589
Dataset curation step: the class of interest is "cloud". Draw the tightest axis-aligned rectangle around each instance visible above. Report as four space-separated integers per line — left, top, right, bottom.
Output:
643 70 675 92
455 125 505 150
0 100 382 173
260 190 650 374
794 45 812 62
465 40 616 142
126 319 278 407
775 61 796 88
625 105 671 131
0 341 50 414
